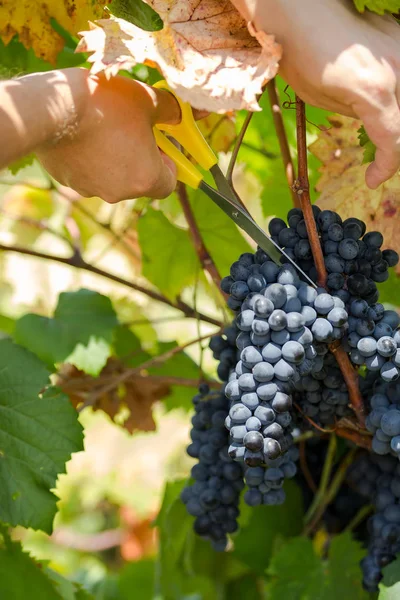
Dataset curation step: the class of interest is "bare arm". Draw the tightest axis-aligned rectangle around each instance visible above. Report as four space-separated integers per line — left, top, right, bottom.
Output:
233 0 400 189
0 68 180 201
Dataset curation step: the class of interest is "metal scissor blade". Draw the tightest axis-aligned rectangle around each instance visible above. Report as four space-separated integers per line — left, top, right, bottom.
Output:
210 164 248 210
200 181 317 289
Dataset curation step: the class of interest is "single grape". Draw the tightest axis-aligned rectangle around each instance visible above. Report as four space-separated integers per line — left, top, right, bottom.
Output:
312 318 334 342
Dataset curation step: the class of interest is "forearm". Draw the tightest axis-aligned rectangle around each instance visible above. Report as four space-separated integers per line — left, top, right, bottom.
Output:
0 68 90 170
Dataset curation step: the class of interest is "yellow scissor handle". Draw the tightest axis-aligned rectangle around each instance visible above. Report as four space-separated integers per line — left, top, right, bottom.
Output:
153 128 203 189
153 80 217 189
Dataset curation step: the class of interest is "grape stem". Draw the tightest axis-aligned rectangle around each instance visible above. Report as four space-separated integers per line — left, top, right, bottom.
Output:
304 433 337 528
267 80 299 208
293 96 327 288
75 331 217 411
343 504 374 533
177 182 226 297
299 439 318 493
226 111 253 189
294 96 366 429
304 446 357 535
335 425 371 450
330 343 366 428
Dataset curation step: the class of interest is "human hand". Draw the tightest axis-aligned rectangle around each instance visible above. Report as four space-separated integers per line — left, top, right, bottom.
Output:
232 0 400 189
36 70 181 202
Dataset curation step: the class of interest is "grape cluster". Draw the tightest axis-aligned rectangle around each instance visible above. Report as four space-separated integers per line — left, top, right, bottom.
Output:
183 204 400 592
346 299 400 383
366 382 400 459
243 444 299 506
209 323 239 382
348 452 400 592
293 350 351 426
181 385 243 550
221 251 348 503
270 208 398 306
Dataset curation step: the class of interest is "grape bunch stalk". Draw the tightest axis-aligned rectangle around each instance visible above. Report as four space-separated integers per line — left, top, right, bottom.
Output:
182 204 400 592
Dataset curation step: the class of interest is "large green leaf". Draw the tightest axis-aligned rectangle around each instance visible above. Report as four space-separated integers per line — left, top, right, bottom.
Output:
138 208 199 300
149 342 200 412
326 533 369 600
0 340 83 532
266 533 369 600
379 557 400 599
119 559 156 600
353 0 400 13
45 569 94 600
156 479 195 598
0 537 61 599
15 289 118 376
109 0 163 31
267 537 324 600
232 481 303 574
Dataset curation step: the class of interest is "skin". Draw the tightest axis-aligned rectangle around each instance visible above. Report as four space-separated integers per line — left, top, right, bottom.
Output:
232 0 400 189
0 69 181 202
1 0 400 199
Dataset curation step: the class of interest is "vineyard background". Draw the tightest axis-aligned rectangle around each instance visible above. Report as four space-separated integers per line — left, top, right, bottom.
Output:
1 1 400 599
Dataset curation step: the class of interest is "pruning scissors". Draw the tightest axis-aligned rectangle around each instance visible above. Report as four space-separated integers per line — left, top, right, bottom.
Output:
153 81 316 288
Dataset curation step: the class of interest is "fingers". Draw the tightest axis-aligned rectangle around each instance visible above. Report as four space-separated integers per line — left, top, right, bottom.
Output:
148 150 177 199
352 91 400 189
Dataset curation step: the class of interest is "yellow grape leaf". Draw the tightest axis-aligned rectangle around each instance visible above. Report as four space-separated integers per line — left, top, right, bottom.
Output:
77 1 282 113
197 113 236 153
0 0 110 64
310 114 400 271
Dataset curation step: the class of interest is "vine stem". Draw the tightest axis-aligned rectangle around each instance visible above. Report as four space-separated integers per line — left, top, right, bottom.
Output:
335 425 371 450
0 242 222 328
304 433 337 527
344 504 374 533
226 111 253 187
78 331 216 410
294 96 327 288
299 440 317 493
294 95 365 428
267 80 298 208
177 182 226 297
331 343 366 428
304 447 357 536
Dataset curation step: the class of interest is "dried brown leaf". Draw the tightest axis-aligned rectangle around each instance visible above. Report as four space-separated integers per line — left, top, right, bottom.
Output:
76 1 281 112
57 360 170 433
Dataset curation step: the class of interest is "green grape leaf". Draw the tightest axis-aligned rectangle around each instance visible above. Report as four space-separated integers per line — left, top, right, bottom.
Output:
148 342 200 411
138 208 199 300
109 0 163 31
353 0 400 14
113 325 151 368
15 289 118 376
7 153 35 175
358 125 376 164
0 340 83 532
188 186 252 277
379 556 400 599
118 559 155 600
267 537 324 600
0 537 61 599
267 532 368 600
326 533 369 600
45 569 94 600
233 481 304 574
225 574 264 600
